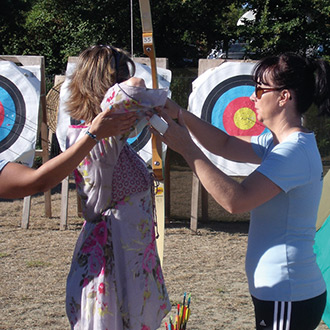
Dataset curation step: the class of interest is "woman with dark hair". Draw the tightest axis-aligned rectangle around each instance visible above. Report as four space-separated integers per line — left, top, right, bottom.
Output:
152 53 330 330
65 45 170 330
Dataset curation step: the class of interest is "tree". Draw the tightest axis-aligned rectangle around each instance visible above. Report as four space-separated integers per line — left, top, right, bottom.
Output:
0 0 31 55
240 0 330 58
179 0 245 56
2 0 330 71
21 0 134 75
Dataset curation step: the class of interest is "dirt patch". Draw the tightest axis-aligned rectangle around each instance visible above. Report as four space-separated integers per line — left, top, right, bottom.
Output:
0 167 328 330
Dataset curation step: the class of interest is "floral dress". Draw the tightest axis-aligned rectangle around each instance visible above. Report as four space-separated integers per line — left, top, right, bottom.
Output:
65 126 170 330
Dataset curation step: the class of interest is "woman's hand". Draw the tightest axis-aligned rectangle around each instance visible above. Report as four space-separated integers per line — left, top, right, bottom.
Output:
155 98 183 120
149 109 195 156
89 107 137 139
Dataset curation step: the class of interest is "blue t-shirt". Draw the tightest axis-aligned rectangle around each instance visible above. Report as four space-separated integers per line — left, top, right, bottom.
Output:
0 159 9 172
246 132 326 301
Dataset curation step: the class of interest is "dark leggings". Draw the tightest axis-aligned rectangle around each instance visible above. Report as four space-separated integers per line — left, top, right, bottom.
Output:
252 291 327 330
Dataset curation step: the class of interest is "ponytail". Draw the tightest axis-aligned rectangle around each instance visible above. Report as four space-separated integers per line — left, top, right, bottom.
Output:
313 59 330 117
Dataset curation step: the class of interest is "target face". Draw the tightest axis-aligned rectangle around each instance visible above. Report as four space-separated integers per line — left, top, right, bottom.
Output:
189 61 267 176
201 75 267 136
127 126 150 152
0 61 40 166
0 75 26 153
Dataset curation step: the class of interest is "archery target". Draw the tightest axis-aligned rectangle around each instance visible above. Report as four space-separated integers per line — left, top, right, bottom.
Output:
57 60 171 165
0 76 26 151
189 61 268 176
0 61 40 167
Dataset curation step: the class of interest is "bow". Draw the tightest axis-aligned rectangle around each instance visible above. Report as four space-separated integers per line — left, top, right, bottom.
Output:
139 0 165 265
139 0 163 181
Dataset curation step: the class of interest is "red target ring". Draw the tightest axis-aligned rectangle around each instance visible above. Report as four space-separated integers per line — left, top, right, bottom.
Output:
0 101 4 127
223 96 265 136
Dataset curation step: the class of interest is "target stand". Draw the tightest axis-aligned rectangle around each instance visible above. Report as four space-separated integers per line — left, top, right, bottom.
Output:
47 73 84 230
0 55 51 228
189 59 264 232
45 75 79 230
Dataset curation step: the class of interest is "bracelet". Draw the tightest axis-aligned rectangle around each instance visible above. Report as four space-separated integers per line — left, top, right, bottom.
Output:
85 129 99 143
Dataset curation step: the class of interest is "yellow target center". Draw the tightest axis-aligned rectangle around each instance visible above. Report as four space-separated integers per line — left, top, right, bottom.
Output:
233 107 256 130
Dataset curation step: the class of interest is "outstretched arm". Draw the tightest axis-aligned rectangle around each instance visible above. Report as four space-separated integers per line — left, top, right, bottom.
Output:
0 108 137 199
160 98 260 164
150 109 281 214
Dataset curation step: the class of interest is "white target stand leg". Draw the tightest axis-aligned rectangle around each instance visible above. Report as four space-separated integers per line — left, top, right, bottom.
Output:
60 176 69 230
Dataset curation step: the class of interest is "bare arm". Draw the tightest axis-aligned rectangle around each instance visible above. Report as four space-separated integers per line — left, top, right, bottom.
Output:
161 98 261 164
0 108 137 199
151 110 281 214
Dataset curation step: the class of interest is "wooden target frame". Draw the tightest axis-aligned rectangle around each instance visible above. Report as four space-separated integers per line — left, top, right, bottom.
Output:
0 55 51 228
190 59 258 232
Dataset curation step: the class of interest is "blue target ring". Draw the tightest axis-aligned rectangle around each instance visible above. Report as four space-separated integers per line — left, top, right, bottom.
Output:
212 85 253 131
201 75 268 136
127 126 150 152
0 75 26 153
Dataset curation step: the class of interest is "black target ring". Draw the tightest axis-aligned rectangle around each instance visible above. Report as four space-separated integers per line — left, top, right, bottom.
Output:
201 75 253 122
201 75 267 136
128 125 150 152
0 75 26 153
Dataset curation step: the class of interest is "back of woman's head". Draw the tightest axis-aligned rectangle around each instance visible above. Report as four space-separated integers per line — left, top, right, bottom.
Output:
253 52 330 116
67 45 135 122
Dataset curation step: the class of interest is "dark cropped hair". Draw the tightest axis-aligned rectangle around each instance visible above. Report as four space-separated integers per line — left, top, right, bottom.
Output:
253 52 330 116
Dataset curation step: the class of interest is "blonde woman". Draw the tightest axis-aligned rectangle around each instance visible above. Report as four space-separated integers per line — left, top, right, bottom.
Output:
65 45 170 330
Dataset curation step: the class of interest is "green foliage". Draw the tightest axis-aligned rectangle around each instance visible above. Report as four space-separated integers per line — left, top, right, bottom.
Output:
241 0 330 57
26 259 51 268
1 0 330 71
170 68 197 108
1 0 330 155
304 105 330 158
0 0 31 55
3 0 135 75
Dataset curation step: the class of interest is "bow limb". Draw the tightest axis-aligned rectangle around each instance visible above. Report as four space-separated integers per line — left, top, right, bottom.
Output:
139 0 163 180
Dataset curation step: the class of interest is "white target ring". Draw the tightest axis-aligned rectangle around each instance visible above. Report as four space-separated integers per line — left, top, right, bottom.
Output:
189 61 268 176
0 61 40 167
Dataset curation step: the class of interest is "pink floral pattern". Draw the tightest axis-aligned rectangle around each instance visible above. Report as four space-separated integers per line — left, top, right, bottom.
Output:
65 127 170 330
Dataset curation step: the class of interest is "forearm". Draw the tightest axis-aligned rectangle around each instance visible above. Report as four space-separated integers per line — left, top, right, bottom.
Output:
33 134 96 190
164 99 230 154
0 134 96 199
182 142 249 214
181 109 230 154
179 109 259 163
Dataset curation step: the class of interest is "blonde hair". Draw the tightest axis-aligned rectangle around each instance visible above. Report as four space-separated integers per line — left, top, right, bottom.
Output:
66 45 135 122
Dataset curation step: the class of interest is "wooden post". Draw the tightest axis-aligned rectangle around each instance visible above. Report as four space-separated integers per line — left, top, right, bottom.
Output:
39 56 51 218
189 59 229 231
190 173 199 232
